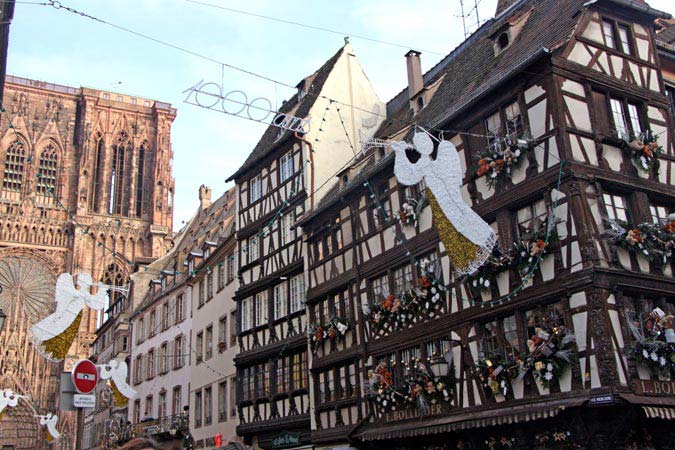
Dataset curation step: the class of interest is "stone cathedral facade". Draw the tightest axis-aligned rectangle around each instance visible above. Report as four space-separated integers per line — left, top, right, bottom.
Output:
0 75 175 449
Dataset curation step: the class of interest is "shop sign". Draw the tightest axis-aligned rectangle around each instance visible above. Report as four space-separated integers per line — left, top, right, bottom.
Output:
383 402 449 422
270 431 300 448
632 379 675 396
588 394 614 406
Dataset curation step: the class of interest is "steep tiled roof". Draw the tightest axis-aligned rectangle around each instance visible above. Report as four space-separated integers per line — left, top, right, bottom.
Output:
299 0 670 226
657 23 675 46
134 187 236 312
226 46 345 182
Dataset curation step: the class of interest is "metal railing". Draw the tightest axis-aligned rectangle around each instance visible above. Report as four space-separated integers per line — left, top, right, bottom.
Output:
122 413 189 441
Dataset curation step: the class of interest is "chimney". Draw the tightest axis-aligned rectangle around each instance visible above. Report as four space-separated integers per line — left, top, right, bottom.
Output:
199 184 212 209
405 50 423 99
496 0 519 16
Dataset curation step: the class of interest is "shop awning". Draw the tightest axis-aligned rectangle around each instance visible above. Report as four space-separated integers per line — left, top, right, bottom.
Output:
642 406 675 419
357 397 586 441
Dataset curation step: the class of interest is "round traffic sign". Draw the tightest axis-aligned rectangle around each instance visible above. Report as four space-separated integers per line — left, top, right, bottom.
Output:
72 359 98 394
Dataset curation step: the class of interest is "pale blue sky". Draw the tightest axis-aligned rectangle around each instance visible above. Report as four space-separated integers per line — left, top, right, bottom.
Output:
6 0 673 226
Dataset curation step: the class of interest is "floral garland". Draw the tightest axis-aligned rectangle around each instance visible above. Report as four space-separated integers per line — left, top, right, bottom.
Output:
476 138 533 189
370 360 454 416
309 317 350 354
630 307 675 378
476 355 516 398
607 220 675 264
484 436 517 449
397 197 419 228
467 222 558 291
620 130 663 172
534 430 577 450
366 272 443 332
525 325 576 388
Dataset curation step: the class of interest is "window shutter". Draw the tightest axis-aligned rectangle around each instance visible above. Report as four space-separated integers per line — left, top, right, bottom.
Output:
592 91 611 136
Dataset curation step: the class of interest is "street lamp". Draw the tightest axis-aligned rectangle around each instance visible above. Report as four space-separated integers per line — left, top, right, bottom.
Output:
430 354 449 378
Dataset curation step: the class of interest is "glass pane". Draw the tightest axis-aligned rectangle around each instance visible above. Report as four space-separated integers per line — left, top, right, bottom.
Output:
603 21 616 49
610 98 628 139
618 25 631 55
627 103 642 135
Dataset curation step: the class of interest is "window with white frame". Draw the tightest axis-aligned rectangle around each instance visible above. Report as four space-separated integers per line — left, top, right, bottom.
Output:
254 291 268 327
218 316 227 347
610 97 642 140
205 325 213 360
227 255 235 283
218 263 225 291
147 349 155 379
174 336 184 368
198 280 205 307
650 205 670 224
196 332 203 362
159 343 167 374
505 101 523 139
249 237 259 262
280 211 295 246
148 310 156 337
516 199 548 238
241 297 253 331
485 110 502 152
176 294 185 323
603 193 630 222
250 174 262 202
289 274 305 313
392 264 414 297
370 273 389 301
280 151 294 182
274 282 287 320
602 20 617 49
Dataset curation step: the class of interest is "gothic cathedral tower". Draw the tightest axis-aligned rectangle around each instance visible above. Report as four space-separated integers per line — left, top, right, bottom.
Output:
0 75 175 449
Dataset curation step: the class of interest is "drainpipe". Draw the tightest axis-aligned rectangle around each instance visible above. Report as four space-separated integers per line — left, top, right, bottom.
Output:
294 131 315 209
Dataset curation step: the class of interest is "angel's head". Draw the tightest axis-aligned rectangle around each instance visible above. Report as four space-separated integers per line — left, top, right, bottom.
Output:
76 273 95 289
412 132 434 156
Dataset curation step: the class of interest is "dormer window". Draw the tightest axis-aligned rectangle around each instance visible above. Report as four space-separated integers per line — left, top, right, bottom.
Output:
416 96 425 111
497 32 510 51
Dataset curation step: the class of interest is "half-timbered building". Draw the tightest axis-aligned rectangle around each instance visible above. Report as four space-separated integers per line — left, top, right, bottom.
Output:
297 0 675 448
229 42 383 449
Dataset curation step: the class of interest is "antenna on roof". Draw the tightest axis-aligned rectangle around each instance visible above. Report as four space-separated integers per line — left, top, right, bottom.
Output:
457 0 483 39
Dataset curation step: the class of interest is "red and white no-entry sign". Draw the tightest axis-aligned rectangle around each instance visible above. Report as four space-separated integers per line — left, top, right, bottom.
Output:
72 359 98 394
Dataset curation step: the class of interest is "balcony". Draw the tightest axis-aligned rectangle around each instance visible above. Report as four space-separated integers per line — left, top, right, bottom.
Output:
121 413 189 443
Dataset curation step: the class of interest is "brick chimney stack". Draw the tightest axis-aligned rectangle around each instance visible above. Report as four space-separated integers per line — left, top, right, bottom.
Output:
405 50 423 99
199 184 212 209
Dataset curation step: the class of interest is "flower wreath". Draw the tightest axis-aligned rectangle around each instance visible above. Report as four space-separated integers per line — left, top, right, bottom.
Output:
366 272 443 332
476 137 533 189
309 317 350 354
629 307 675 378
604 219 675 265
370 360 454 416
620 130 663 172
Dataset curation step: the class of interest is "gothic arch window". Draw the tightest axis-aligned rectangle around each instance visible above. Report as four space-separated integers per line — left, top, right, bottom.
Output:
110 131 131 216
100 262 129 327
135 141 147 218
91 133 105 213
36 143 59 204
1 140 26 201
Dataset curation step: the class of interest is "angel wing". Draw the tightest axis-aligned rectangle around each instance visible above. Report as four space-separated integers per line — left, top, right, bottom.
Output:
46 415 61 440
100 360 136 399
30 274 83 343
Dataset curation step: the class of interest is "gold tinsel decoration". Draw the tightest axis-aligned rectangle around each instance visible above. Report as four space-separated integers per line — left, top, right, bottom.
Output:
427 188 479 273
46 431 54 443
42 311 83 360
111 381 128 407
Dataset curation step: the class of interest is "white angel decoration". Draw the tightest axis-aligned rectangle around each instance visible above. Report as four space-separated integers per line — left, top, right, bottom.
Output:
37 413 61 442
393 132 496 274
0 389 30 417
99 359 136 407
31 273 108 361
